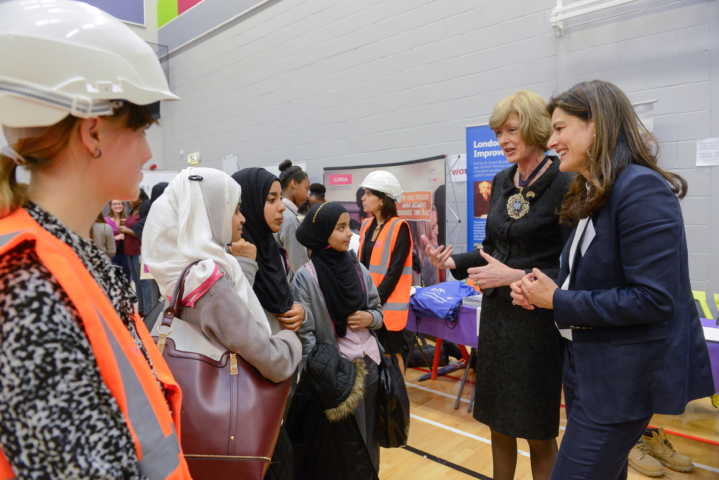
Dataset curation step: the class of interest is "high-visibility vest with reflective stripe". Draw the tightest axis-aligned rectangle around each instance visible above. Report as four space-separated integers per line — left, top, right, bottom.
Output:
359 217 413 331
0 209 191 480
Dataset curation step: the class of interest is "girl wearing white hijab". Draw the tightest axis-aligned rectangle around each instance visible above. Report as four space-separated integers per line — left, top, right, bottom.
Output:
142 167 301 383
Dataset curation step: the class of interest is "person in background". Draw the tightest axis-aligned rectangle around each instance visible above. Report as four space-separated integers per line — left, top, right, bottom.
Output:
90 212 115 259
424 90 572 480
288 201 384 479
105 199 131 281
118 190 152 317
510 80 715 480
297 198 310 221
275 159 310 282
358 170 412 372
355 186 372 221
308 183 326 206
144 182 169 306
231 168 305 334
0 1 190 477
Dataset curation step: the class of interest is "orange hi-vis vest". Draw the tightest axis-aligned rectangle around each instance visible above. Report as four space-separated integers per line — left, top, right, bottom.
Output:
360 217 413 331
0 209 191 480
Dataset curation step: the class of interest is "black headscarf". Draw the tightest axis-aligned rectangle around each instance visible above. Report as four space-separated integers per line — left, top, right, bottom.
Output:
295 202 367 338
133 182 169 240
231 168 294 314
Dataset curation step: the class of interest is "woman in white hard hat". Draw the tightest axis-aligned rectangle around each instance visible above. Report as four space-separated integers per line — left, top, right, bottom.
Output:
358 170 413 372
0 1 192 478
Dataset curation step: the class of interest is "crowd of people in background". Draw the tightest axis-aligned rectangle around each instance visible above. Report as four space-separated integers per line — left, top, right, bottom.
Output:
0 2 714 480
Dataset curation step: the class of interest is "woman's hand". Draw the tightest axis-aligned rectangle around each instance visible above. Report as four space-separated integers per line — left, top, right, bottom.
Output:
114 233 124 241
510 278 535 310
467 250 526 289
518 269 557 309
278 303 304 332
347 311 373 329
230 239 257 261
421 234 456 269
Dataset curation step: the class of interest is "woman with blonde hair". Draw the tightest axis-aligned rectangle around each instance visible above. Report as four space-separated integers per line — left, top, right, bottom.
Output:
424 90 573 479
0 1 191 477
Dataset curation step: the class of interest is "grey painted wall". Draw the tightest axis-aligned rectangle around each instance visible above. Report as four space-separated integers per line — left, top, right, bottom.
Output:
160 0 719 298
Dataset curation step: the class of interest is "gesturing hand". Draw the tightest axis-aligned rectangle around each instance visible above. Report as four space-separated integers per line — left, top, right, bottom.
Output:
420 234 455 269
230 239 257 261
518 269 557 309
467 250 525 289
278 303 304 332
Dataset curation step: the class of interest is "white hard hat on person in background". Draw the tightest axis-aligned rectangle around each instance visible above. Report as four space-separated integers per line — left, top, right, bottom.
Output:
0 0 178 129
360 170 404 202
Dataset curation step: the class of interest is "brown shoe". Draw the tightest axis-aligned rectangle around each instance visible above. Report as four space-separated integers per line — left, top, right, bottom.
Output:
629 440 665 477
643 427 695 473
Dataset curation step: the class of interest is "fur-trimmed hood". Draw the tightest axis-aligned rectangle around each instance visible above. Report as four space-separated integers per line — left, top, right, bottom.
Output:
304 344 366 422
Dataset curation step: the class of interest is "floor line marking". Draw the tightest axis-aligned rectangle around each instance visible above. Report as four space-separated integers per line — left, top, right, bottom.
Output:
401 445 492 479
410 414 718 473
410 413 531 458
406 382 469 403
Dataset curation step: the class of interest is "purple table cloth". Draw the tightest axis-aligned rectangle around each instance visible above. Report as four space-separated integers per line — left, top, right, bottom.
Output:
407 309 719 395
406 305 479 347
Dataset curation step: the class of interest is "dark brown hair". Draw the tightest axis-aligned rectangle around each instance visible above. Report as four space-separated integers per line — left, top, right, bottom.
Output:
309 183 326 200
278 159 308 190
368 188 398 222
0 102 157 217
548 80 686 225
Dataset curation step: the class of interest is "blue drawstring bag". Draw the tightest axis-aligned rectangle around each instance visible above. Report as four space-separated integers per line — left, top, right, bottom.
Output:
410 281 479 325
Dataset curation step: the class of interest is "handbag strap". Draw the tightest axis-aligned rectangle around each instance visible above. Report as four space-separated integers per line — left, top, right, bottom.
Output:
156 261 200 353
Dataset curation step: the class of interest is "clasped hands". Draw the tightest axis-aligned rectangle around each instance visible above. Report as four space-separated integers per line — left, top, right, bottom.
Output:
509 269 557 310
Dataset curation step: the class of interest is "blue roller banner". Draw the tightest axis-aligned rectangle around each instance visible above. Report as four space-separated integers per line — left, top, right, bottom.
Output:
466 125 509 249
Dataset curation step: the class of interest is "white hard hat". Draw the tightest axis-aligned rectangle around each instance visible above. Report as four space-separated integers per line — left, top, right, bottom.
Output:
0 0 179 128
360 170 404 202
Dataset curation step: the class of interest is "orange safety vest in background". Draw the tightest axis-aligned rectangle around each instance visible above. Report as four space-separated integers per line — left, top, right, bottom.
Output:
0 209 191 480
360 217 413 331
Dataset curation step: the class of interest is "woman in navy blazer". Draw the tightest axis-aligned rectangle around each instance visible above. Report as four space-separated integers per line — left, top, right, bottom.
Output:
510 80 715 480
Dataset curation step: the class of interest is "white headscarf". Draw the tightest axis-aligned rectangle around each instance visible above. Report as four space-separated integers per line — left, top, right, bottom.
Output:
142 167 271 335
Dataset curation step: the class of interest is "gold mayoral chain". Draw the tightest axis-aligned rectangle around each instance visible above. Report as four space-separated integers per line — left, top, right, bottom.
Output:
507 188 530 220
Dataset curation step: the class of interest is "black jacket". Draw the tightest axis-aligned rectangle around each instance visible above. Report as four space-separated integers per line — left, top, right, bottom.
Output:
452 158 573 300
554 165 715 424
286 344 379 480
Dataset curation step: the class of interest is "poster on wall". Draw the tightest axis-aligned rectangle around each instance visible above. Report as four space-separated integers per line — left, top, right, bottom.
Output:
466 125 509 250
324 156 446 287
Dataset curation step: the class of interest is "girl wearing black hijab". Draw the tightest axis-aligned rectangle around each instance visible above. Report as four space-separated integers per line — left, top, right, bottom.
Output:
289 201 384 477
231 168 304 332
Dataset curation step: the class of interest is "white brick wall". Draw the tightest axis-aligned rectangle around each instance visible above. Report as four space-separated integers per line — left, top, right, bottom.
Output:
162 0 719 301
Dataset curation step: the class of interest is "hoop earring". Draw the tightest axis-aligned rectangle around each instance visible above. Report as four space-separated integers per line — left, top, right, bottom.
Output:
91 148 102 159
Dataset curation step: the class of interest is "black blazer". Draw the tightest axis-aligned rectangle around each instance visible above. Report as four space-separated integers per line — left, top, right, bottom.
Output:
554 165 715 424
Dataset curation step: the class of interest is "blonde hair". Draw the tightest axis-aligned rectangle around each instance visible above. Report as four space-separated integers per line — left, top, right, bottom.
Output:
0 103 157 218
488 90 552 149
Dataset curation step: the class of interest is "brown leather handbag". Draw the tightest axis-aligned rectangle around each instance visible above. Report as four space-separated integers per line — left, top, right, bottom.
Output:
152 262 291 480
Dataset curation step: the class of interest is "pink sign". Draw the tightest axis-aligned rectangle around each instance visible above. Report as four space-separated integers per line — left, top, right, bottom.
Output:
330 174 352 185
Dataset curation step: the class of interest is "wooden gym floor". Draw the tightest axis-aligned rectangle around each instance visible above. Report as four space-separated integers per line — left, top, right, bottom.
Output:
378 365 719 480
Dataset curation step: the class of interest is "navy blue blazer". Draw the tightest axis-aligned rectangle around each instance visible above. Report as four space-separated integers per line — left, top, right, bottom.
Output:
553 165 715 425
